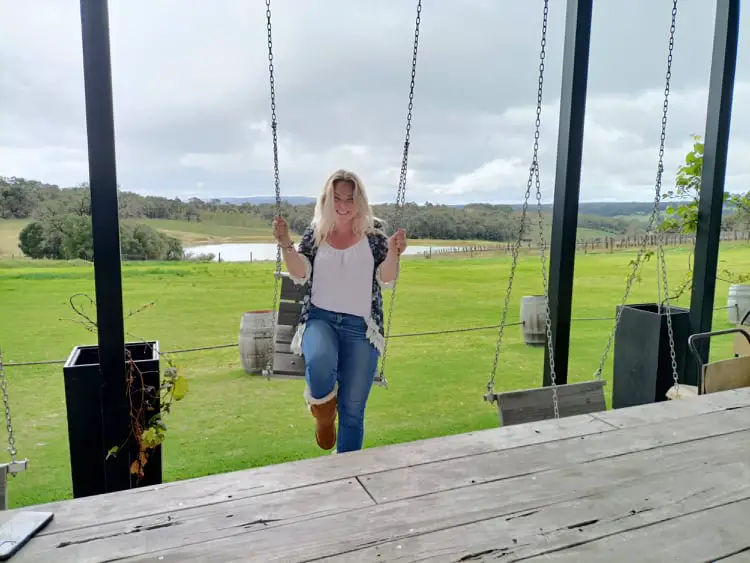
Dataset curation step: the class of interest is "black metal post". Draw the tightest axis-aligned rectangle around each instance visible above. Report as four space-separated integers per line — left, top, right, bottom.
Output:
543 0 593 387
686 0 740 385
79 0 130 492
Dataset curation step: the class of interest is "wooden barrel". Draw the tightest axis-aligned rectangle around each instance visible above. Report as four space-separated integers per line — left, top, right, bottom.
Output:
728 284 750 324
239 310 275 375
521 295 547 347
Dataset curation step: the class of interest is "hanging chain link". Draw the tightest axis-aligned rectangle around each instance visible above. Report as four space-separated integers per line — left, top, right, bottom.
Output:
534 163 560 418
656 2 681 394
593 0 678 385
377 0 422 388
263 0 283 378
0 349 17 464
485 0 549 403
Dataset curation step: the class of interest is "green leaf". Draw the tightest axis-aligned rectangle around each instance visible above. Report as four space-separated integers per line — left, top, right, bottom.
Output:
172 375 189 401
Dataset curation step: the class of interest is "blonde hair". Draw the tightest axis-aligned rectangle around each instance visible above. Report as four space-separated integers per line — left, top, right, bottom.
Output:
311 169 380 246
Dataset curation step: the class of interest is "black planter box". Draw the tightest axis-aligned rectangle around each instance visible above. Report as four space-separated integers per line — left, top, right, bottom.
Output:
62 341 162 498
612 303 690 409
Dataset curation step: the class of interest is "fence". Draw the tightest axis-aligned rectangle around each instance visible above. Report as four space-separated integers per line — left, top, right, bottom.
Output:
421 230 750 259
4 305 739 369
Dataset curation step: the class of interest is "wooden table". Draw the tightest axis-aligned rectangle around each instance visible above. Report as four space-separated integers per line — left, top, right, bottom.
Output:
7 387 750 562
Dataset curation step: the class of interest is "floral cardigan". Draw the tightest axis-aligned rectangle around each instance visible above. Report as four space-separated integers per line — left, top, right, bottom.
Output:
287 222 396 356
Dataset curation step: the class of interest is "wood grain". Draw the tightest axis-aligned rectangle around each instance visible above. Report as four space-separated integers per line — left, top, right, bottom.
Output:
272 352 304 376
19 479 373 563
105 428 750 562
702 355 750 393
274 324 295 343
359 405 750 503
323 459 750 562
277 301 302 327
525 496 750 562
4 389 750 562
279 272 305 303
15 414 613 535
591 386 750 428
494 380 606 425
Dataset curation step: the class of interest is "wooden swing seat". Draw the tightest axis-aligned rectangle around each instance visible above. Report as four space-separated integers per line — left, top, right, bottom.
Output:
488 379 606 426
667 328 750 400
735 310 750 357
271 273 384 385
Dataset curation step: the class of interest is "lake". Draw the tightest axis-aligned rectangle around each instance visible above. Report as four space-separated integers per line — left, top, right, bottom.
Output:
184 242 447 262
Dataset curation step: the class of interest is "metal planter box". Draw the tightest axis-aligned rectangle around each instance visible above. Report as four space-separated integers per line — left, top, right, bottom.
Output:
612 304 690 409
62 341 162 498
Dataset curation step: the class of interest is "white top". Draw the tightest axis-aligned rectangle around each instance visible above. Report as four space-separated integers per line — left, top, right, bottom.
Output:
311 237 374 318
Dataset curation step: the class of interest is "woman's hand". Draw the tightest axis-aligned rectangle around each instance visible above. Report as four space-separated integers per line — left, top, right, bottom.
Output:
388 228 408 257
273 215 292 247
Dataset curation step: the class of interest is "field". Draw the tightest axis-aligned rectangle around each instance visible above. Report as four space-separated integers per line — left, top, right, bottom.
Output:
0 239 747 509
0 217 618 259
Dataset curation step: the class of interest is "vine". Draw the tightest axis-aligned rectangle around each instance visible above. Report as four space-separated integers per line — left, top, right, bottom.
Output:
629 134 750 301
64 293 188 479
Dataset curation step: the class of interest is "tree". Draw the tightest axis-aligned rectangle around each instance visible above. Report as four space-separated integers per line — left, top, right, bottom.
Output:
659 134 750 299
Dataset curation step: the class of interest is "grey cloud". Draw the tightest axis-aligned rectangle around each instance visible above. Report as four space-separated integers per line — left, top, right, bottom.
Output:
0 0 748 205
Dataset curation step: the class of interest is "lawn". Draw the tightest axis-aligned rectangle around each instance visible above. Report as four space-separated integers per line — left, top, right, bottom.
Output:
0 219 28 258
0 243 746 508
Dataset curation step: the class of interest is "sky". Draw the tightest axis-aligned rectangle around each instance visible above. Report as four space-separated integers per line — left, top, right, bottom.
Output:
1 1 748 205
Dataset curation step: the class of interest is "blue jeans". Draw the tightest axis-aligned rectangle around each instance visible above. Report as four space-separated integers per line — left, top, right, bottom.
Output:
301 305 380 453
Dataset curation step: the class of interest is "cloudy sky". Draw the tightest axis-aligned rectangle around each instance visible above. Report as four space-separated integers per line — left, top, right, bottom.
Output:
1 1 748 205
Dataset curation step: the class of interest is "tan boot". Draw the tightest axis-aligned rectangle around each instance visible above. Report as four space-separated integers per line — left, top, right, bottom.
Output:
309 396 337 450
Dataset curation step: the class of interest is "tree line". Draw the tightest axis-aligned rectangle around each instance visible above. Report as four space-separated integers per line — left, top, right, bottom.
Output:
3 166 747 261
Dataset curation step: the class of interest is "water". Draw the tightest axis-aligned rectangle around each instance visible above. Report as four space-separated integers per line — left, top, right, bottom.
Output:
184 242 446 262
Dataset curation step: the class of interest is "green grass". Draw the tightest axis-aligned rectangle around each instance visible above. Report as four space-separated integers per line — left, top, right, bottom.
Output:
0 219 28 258
0 243 747 508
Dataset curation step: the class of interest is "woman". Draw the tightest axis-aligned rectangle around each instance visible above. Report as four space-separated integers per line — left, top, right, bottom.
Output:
272 169 407 454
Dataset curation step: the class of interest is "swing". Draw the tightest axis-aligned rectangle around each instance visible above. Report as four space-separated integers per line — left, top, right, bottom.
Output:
675 328 750 397
0 350 53 559
262 0 423 388
484 0 682 425
734 310 750 357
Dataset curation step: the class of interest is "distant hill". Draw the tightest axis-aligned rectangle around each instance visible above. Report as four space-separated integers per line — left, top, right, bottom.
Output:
510 201 678 217
217 196 316 205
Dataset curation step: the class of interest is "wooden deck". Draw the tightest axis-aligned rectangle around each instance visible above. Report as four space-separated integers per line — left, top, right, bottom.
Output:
6 387 750 562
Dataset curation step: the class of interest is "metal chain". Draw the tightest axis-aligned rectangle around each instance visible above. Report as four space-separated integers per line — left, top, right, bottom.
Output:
485 0 549 403
593 0 678 383
0 349 17 463
656 2 681 393
263 0 283 378
534 163 560 418
377 0 422 388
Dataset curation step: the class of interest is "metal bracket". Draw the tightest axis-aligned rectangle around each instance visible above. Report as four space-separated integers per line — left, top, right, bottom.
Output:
0 459 27 511
4 460 27 476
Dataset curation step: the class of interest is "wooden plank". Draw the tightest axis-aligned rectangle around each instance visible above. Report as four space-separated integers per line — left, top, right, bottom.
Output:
274 324 295 343
272 352 305 377
277 301 302 327
358 404 750 503
592 386 750 428
13 391 750 539
524 496 750 562
18 414 614 535
735 325 750 356
279 271 305 302
15 478 374 563
494 380 606 426
322 458 750 561
703 355 750 393
95 426 750 561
